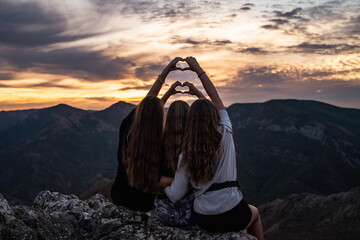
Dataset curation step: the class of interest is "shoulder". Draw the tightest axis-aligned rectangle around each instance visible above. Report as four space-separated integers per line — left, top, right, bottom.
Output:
218 109 232 132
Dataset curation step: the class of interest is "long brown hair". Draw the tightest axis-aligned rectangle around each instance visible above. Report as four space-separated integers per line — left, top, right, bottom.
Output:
123 96 163 192
180 99 222 185
163 100 189 175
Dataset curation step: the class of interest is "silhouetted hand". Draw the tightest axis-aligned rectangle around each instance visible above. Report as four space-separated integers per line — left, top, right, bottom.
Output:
167 81 183 95
183 56 203 74
182 81 197 95
182 81 206 99
164 57 183 73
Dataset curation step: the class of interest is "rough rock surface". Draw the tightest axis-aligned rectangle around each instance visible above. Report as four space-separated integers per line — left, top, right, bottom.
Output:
259 186 360 240
0 190 256 240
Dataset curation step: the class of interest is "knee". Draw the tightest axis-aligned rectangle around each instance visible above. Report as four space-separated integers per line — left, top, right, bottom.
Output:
250 205 259 218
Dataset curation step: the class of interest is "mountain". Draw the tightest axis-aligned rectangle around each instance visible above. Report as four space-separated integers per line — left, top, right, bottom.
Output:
227 99 360 204
0 99 359 206
0 104 85 148
0 108 38 132
0 101 134 205
94 101 134 128
258 186 360 240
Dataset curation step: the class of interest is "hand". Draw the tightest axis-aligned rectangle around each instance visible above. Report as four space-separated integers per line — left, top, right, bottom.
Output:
183 56 203 74
182 81 206 99
164 57 183 73
182 81 198 95
167 81 183 95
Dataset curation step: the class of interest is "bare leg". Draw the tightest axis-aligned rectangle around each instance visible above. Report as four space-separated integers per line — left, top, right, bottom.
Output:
246 205 264 240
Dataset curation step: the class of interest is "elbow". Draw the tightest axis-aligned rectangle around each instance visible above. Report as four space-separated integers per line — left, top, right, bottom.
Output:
164 187 180 203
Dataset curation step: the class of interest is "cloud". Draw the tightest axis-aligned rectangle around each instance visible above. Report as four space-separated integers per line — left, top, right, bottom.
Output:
217 65 360 108
0 78 82 89
238 47 268 54
0 1 96 48
22 81 80 89
269 19 289 25
345 15 360 36
171 36 232 47
118 85 152 91
261 24 279 30
0 73 15 80
105 0 202 23
274 8 302 19
289 42 360 54
135 63 164 81
238 66 287 85
240 7 251 11
214 40 233 46
1 47 136 81
243 3 255 7
85 97 118 102
0 0 137 81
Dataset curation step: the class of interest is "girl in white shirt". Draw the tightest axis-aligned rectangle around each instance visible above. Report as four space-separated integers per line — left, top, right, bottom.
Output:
165 57 264 240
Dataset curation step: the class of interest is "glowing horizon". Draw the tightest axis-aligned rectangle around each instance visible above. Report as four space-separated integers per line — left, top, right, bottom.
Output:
0 0 359 111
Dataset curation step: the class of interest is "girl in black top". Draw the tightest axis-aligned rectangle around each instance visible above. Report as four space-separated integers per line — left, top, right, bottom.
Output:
111 57 183 212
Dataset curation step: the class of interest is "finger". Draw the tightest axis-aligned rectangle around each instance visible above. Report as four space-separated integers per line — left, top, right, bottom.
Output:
174 81 182 86
174 57 182 62
175 91 182 94
181 67 191 71
183 81 189 86
169 67 182 71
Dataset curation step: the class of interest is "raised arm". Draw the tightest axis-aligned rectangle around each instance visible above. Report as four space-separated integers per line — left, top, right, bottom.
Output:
161 81 182 104
146 57 183 97
184 57 225 110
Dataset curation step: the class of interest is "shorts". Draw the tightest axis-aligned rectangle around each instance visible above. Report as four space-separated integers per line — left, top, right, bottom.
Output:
194 198 252 233
153 192 195 226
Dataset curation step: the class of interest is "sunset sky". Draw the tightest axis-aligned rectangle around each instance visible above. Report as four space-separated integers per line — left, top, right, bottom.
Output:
0 0 359 110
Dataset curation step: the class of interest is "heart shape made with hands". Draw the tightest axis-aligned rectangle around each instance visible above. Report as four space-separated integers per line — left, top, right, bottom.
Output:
176 61 190 71
174 82 189 94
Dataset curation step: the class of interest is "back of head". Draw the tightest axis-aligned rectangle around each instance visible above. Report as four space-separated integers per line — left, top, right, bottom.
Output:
181 99 222 185
125 96 164 192
163 100 190 175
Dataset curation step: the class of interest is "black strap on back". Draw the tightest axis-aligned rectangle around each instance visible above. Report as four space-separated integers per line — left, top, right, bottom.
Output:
205 181 239 192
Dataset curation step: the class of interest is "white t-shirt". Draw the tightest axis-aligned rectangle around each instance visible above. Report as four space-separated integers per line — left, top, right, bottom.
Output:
165 110 243 215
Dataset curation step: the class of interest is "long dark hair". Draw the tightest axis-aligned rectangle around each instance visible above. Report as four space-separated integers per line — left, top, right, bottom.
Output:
180 99 222 185
163 100 189 175
123 96 163 192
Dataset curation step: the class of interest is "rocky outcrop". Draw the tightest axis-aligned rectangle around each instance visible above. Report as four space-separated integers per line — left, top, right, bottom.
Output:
79 178 112 201
0 190 256 240
259 186 360 240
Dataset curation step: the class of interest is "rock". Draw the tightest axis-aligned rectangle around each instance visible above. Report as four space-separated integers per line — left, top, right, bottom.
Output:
259 186 360 240
79 178 113 201
0 190 256 240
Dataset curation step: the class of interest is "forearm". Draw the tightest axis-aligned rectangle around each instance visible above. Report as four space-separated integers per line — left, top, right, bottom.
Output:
146 70 169 97
164 168 189 203
196 68 225 110
161 91 171 104
194 89 206 99
158 176 173 188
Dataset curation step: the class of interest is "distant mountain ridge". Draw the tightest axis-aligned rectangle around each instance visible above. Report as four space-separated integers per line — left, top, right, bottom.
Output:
0 99 359 205
228 99 360 203
0 108 39 132
0 101 134 205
